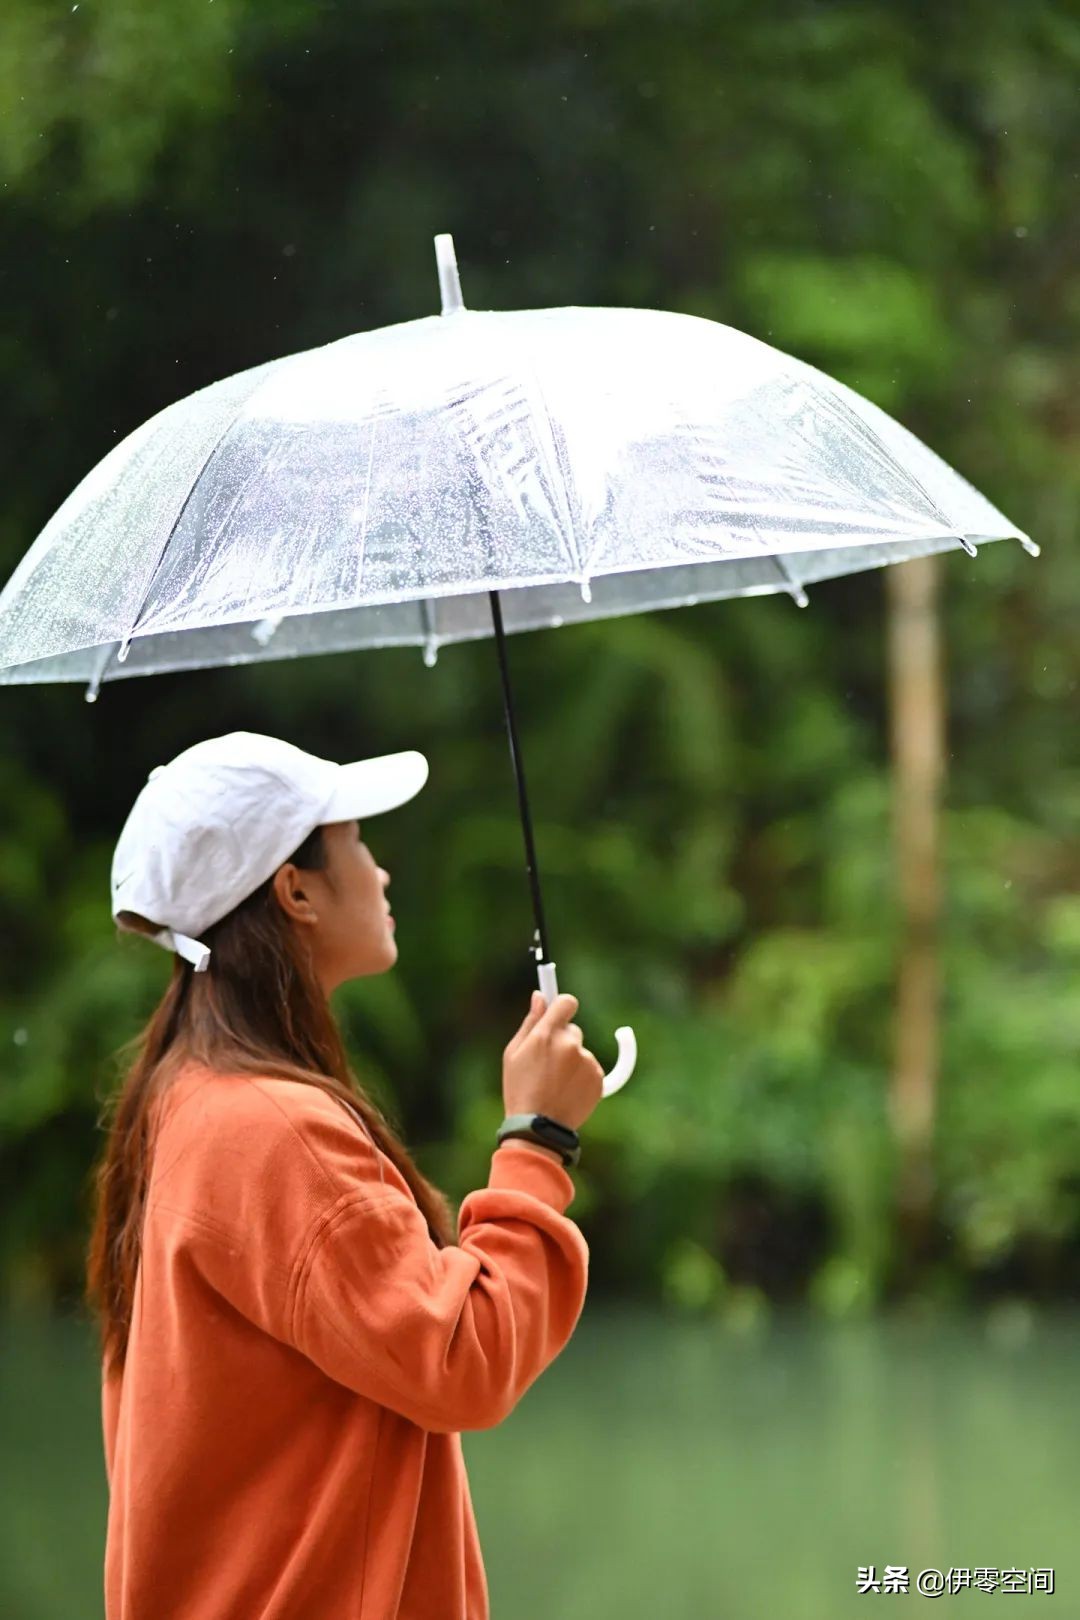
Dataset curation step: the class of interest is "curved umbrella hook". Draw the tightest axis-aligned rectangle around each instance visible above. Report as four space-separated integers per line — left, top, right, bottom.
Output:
537 960 638 1098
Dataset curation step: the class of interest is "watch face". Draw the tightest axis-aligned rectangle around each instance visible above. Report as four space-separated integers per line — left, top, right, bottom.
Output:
534 1115 576 1145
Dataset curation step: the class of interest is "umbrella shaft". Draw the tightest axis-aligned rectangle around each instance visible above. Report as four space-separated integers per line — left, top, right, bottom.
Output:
488 590 551 965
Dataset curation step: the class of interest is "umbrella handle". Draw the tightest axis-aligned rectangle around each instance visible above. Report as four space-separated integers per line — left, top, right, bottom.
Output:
536 960 637 1099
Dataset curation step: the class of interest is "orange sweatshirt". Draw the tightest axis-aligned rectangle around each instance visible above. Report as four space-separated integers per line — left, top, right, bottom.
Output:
101 1063 589 1619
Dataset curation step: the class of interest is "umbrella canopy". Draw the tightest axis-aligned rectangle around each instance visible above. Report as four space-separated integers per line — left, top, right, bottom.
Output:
0 235 1037 1098
0 239 1033 697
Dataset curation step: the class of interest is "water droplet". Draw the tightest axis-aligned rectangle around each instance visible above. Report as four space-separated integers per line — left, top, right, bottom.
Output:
13 1027 28 1045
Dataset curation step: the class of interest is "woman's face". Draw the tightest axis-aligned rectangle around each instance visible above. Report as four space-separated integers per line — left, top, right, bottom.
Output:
273 819 395 994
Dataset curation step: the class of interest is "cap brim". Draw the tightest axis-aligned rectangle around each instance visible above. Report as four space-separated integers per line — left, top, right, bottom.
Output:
321 750 429 823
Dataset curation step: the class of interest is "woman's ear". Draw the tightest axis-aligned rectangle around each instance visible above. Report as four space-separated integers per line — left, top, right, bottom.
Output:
271 862 319 927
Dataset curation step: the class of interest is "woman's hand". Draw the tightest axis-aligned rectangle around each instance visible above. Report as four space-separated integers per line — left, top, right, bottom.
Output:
502 992 604 1131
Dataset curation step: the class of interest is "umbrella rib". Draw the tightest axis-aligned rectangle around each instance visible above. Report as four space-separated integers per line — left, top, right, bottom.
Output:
778 372 969 545
518 350 585 583
771 554 810 608
419 596 438 666
354 414 380 596
111 372 289 666
682 419 811 608
84 637 119 702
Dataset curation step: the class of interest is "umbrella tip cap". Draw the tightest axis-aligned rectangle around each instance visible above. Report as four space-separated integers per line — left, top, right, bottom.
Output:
434 234 465 316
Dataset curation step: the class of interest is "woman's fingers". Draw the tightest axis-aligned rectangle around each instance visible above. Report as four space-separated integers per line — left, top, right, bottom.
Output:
537 993 579 1032
505 990 547 1056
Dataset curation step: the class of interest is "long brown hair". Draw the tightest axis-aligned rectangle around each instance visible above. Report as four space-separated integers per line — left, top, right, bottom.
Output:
85 823 455 1375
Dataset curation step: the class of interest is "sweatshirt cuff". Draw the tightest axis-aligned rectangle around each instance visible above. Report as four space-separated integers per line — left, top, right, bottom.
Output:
488 1139 576 1213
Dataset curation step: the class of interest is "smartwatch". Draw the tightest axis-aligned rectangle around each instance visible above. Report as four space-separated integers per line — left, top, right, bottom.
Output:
496 1112 581 1169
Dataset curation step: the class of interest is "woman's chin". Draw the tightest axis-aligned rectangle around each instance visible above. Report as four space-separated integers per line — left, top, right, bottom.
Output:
334 935 399 987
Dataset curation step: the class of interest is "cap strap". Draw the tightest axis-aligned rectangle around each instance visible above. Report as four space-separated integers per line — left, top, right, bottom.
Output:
153 927 211 972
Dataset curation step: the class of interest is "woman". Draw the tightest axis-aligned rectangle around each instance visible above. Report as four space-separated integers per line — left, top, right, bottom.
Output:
86 730 603 1620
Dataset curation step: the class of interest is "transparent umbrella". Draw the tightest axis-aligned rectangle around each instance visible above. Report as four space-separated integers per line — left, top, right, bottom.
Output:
0 235 1036 1096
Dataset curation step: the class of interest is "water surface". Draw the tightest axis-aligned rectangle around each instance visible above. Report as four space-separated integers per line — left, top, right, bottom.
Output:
1 1303 1074 1617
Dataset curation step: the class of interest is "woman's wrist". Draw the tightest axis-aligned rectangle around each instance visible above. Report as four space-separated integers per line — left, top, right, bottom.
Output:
496 1113 581 1169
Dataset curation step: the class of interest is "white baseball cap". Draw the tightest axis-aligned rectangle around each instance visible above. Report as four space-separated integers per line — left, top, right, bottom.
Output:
111 731 429 972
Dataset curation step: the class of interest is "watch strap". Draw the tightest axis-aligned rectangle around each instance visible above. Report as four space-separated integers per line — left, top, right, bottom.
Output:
496 1112 582 1169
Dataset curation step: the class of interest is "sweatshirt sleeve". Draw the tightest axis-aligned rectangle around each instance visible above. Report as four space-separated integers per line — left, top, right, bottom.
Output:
153 1076 590 1436
291 1138 589 1433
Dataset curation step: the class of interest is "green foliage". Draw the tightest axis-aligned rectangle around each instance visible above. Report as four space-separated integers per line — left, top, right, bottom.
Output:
0 0 239 211
738 254 956 408
2 0 1079 1311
